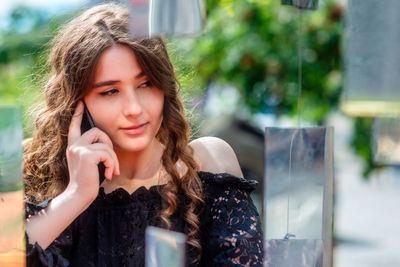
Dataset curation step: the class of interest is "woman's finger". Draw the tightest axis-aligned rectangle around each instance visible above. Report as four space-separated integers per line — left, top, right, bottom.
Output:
78 127 114 149
94 150 117 180
68 102 84 145
88 143 120 176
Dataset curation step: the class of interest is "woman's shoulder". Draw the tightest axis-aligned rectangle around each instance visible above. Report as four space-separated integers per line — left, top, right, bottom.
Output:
189 136 259 200
189 136 243 178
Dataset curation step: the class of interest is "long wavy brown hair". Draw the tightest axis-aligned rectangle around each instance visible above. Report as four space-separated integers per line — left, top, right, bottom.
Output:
23 3 204 259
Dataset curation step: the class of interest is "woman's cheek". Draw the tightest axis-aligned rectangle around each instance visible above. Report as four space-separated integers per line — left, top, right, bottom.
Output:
93 103 119 131
141 90 164 111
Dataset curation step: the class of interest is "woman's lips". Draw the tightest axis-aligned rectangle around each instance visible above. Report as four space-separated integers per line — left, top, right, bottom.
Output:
121 123 148 135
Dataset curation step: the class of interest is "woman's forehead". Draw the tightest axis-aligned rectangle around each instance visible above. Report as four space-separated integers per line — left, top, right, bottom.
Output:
92 44 144 84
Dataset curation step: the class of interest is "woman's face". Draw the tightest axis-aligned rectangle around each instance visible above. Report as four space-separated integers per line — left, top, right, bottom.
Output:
83 44 164 153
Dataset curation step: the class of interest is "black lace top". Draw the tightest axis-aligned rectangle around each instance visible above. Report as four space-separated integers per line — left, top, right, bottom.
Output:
25 172 264 266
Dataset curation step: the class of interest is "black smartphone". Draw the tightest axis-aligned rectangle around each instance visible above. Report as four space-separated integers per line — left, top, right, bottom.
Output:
80 101 106 185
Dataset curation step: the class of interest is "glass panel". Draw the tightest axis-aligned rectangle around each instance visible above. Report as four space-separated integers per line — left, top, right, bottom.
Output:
342 0 400 116
265 239 323 267
128 0 150 38
0 106 25 266
145 226 186 267
149 0 205 37
264 127 333 267
372 117 400 164
281 0 319 10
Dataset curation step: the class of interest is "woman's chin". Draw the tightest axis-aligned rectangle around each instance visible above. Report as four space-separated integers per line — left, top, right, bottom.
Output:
113 138 153 153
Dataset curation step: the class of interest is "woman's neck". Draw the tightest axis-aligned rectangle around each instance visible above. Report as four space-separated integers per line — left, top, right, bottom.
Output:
107 139 165 189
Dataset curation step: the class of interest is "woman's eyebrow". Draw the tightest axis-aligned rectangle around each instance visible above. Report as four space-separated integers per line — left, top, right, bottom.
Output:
135 71 146 79
92 72 147 88
93 80 120 88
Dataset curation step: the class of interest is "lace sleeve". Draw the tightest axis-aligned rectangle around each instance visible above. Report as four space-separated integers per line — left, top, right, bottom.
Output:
25 199 73 267
200 173 264 266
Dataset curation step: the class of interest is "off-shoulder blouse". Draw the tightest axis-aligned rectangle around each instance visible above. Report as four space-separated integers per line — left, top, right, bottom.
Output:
26 172 264 266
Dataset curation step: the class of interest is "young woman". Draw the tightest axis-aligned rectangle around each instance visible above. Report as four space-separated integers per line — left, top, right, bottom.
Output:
23 3 263 266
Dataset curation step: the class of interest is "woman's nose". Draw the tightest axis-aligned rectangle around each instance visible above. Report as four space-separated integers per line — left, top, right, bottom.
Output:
123 89 143 116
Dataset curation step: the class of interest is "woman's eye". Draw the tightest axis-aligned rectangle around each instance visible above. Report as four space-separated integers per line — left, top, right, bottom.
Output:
100 88 119 96
138 81 151 89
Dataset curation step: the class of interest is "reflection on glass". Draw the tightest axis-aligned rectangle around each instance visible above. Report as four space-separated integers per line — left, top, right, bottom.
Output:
281 0 319 10
264 127 333 267
149 0 205 37
128 0 150 38
342 0 400 116
145 226 186 267
128 0 205 38
265 239 323 267
372 117 400 164
0 106 25 266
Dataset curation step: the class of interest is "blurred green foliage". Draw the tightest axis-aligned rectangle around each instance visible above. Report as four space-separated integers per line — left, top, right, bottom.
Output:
172 0 376 178
0 5 71 136
351 117 384 178
0 1 378 178
174 0 343 123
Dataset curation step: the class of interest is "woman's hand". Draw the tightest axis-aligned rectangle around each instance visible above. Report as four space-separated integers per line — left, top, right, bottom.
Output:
65 101 120 201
